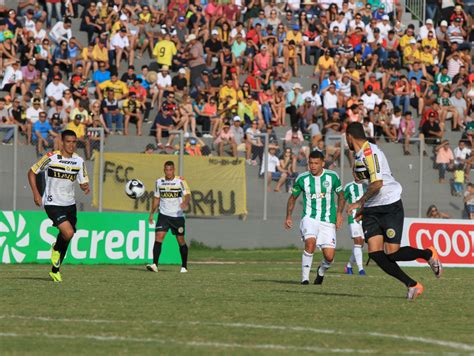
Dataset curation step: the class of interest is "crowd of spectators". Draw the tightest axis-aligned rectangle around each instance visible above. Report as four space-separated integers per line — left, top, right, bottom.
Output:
0 0 473 212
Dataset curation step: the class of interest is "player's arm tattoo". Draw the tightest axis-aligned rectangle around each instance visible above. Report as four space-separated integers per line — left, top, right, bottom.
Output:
286 194 297 218
358 180 382 207
337 191 345 213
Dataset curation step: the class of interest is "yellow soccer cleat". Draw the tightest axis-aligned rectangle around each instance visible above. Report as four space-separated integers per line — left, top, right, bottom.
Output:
49 271 62 282
51 243 61 268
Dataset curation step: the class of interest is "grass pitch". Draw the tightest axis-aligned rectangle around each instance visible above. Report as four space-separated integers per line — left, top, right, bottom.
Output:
1 248 473 355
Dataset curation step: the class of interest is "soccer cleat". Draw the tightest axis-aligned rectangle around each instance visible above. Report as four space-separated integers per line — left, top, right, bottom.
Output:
301 280 309 285
407 282 424 300
344 266 353 275
146 264 158 272
358 269 367 276
180 267 188 273
427 246 443 278
51 243 61 268
314 267 324 285
49 271 62 282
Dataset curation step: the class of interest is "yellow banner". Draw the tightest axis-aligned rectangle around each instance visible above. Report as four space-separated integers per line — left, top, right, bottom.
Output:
92 153 247 217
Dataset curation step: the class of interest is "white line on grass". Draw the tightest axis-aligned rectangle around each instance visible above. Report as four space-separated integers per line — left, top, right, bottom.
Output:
1 315 473 352
0 332 373 353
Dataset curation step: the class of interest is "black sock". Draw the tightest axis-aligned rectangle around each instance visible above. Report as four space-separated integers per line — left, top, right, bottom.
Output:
179 244 188 268
153 241 162 265
387 246 432 262
369 251 417 287
52 234 69 273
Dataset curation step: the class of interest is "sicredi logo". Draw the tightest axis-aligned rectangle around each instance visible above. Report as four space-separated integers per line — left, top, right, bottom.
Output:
0 212 30 263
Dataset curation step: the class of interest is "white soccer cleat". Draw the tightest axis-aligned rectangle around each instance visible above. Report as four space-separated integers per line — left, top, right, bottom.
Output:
180 267 188 273
146 264 158 272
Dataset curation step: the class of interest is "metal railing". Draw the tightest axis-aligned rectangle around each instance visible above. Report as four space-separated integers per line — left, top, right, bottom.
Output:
405 0 426 24
0 124 18 210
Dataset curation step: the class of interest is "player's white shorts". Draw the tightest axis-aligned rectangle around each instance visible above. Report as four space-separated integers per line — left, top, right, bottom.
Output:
349 222 364 238
299 217 336 249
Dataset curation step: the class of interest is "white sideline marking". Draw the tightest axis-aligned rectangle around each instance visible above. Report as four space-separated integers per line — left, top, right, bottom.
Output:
0 332 372 353
1 315 473 352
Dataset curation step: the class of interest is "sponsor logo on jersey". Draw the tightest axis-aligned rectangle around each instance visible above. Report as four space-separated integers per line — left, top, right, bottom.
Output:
160 191 182 199
322 181 330 188
58 160 77 165
0 212 30 263
310 193 326 199
48 170 77 182
363 147 372 157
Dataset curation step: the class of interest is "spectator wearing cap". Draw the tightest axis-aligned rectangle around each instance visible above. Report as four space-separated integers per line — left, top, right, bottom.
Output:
260 145 289 192
419 19 435 40
47 100 68 123
214 121 237 157
0 61 25 98
361 85 382 111
143 143 155 154
204 29 223 67
151 65 173 109
185 137 205 157
110 26 131 70
33 111 57 156
49 18 72 45
66 113 91 159
101 88 124 135
172 68 189 100
285 24 304 61
230 116 245 151
302 83 322 109
45 74 68 102
186 34 206 87
0 30 17 71
70 100 91 125
285 82 304 127
153 31 177 68
297 96 319 132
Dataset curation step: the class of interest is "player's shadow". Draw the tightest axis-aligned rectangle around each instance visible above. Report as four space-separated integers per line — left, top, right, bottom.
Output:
276 289 406 300
252 278 301 285
127 267 170 272
6 277 52 282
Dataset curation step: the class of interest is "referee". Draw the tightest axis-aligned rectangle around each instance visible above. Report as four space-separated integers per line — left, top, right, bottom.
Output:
147 161 191 273
345 122 442 300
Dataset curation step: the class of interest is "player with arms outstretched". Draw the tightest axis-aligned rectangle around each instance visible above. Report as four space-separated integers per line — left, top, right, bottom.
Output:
285 150 345 285
147 161 190 273
344 169 367 275
345 122 442 300
27 130 90 282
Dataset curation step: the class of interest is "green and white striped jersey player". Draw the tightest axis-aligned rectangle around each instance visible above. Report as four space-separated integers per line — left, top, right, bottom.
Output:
344 177 367 275
285 150 345 285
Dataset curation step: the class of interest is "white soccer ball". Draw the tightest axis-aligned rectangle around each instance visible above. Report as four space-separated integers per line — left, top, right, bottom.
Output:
125 179 145 199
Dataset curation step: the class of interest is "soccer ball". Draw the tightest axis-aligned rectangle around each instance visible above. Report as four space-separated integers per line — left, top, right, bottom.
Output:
125 179 145 199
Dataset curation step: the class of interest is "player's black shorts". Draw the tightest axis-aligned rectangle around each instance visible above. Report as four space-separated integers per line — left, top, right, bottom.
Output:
44 204 77 231
155 213 185 236
362 199 404 244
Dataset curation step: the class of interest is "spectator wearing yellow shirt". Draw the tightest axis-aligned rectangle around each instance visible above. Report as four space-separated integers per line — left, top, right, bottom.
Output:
314 50 337 84
152 32 177 67
237 95 264 128
97 72 129 101
91 40 109 71
70 101 92 125
218 78 238 103
403 39 421 69
422 31 438 50
399 26 416 51
285 25 305 65
419 45 435 71
66 114 91 159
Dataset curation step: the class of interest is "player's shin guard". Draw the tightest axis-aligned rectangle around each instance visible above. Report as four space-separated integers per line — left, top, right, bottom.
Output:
153 241 162 265
386 246 432 262
179 244 188 268
353 244 364 271
302 250 313 281
318 258 332 276
369 251 417 287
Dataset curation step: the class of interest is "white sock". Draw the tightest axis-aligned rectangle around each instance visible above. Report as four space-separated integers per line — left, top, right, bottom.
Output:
348 252 355 268
318 258 332 276
353 244 363 271
302 250 313 281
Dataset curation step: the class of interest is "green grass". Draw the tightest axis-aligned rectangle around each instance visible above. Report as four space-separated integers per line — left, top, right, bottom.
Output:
1 249 474 355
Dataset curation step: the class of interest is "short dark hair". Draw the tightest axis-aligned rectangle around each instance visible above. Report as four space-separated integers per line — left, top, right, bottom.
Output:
309 150 325 160
164 160 174 168
346 122 366 140
61 129 77 140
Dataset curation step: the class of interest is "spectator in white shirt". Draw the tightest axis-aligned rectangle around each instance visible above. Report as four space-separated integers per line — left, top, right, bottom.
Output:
301 83 322 107
453 140 473 179
0 61 25 98
151 65 173 108
260 146 288 192
361 85 382 111
26 98 44 124
419 19 435 40
322 84 339 121
45 74 69 102
49 18 72 45
110 27 132 70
